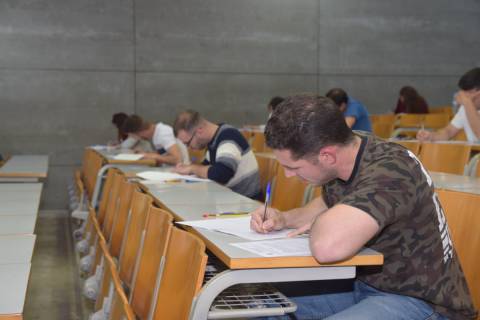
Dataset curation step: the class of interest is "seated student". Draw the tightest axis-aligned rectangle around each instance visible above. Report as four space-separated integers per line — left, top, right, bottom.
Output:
250 94 477 320
394 86 429 114
173 110 261 200
111 112 154 152
417 67 480 143
122 114 189 165
326 88 372 132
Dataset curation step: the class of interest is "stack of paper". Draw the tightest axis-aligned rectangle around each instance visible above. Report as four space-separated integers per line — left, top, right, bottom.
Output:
113 154 144 161
136 171 210 182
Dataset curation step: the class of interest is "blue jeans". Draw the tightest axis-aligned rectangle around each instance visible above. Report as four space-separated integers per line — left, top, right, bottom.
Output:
261 280 448 320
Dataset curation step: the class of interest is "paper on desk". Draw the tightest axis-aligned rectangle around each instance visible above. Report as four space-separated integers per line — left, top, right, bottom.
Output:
113 154 144 161
136 171 210 182
231 237 311 257
176 216 292 241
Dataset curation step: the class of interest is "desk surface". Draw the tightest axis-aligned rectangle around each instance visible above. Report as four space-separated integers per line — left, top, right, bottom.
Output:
431 171 480 195
0 184 43 216
0 215 37 235
148 184 256 206
0 235 36 264
0 155 48 179
0 263 31 317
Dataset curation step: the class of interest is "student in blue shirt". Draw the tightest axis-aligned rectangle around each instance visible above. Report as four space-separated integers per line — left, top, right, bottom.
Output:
326 88 372 132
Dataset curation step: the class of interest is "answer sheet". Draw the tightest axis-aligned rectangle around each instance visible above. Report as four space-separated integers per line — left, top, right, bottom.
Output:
176 216 293 241
136 171 210 182
113 154 144 161
231 237 311 257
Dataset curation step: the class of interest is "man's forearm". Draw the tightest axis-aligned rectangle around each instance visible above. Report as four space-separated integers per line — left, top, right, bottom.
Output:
463 102 480 138
282 196 328 229
190 164 210 178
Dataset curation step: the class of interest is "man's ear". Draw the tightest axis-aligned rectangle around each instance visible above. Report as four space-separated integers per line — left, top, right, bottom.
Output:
318 146 337 165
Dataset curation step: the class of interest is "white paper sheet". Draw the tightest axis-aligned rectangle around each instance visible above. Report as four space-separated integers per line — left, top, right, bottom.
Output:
113 154 144 161
136 171 210 182
176 216 292 240
231 237 311 257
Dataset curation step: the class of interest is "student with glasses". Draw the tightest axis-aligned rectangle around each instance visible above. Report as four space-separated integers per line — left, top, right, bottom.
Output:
173 110 261 200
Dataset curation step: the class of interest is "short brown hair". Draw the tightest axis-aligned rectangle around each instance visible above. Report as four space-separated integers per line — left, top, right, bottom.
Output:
173 110 202 136
122 115 150 134
265 94 354 160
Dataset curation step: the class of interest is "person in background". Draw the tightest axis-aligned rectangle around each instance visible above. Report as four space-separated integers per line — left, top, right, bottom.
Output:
250 94 476 320
122 114 189 165
111 112 154 152
326 88 372 132
394 86 429 114
173 110 261 200
417 67 480 143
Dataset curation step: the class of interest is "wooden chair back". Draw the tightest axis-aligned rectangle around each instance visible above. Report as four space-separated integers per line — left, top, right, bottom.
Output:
109 179 135 259
151 227 207 320
255 153 278 201
96 168 118 225
372 122 395 139
395 113 425 128
101 172 125 238
436 189 480 311
251 131 266 152
429 105 453 118
118 189 153 289
130 206 173 320
423 113 450 129
271 165 308 211
370 114 396 125
393 140 421 156
83 149 105 198
419 143 471 174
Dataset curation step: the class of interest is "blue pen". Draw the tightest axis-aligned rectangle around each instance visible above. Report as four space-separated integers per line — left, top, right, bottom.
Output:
263 182 271 222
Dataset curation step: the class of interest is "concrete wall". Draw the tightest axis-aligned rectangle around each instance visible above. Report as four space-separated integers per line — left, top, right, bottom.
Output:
1 0 479 209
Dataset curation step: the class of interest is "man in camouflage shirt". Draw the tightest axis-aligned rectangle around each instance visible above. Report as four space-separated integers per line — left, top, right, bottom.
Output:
250 94 477 319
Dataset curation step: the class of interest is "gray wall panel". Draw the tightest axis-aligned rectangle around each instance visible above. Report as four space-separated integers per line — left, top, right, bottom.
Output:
136 73 317 126
318 0 480 75
0 0 133 70
136 0 318 73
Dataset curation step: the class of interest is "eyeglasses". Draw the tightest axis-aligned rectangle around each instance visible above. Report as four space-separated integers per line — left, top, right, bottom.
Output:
185 129 197 147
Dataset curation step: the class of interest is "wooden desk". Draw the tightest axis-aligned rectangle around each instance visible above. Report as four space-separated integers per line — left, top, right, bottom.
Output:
431 171 480 195
134 176 383 320
0 184 43 217
0 155 48 182
0 235 36 264
0 263 31 320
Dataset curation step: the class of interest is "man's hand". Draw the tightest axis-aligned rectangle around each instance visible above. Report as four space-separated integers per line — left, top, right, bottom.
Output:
250 206 286 233
416 129 432 141
174 164 193 175
456 90 480 109
140 152 158 159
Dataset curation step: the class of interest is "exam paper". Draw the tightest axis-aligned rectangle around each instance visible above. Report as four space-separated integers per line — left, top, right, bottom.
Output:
231 237 311 257
136 171 210 182
176 216 292 241
113 154 144 161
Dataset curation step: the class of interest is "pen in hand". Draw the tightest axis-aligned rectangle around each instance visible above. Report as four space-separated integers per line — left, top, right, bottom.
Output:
263 182 272 223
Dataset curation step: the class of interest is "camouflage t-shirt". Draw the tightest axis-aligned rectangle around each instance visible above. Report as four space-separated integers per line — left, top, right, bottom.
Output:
322 133 477 319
